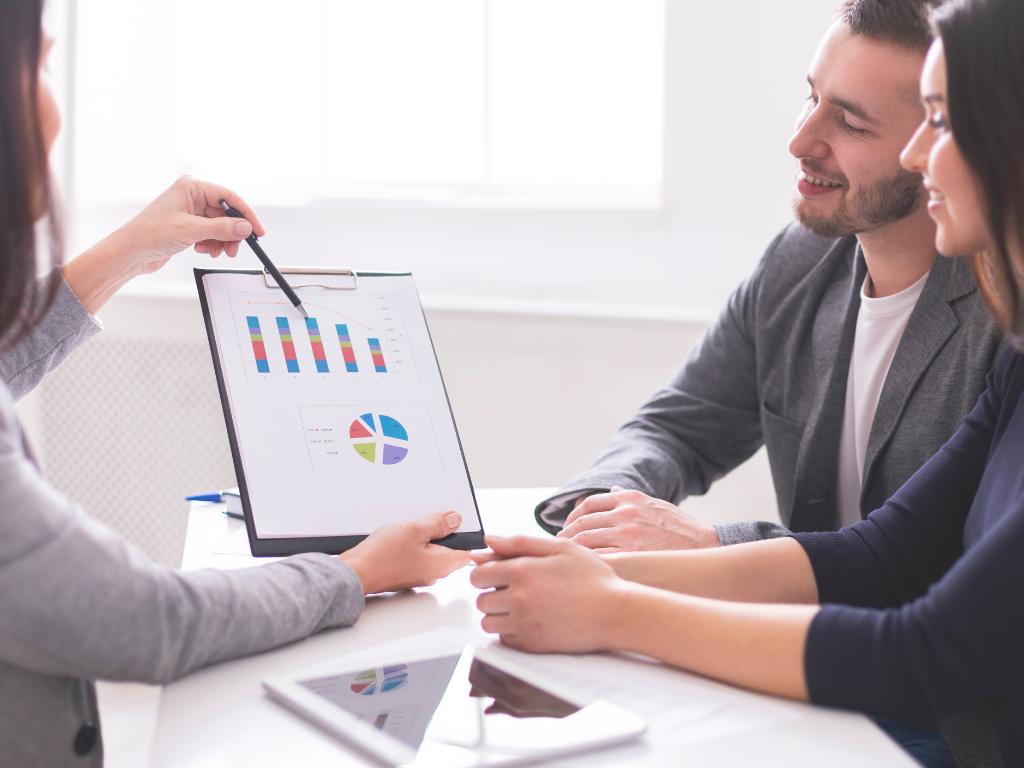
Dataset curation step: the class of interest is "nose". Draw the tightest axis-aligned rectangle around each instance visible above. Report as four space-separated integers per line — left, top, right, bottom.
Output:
788 102 829 162
900 119 930 174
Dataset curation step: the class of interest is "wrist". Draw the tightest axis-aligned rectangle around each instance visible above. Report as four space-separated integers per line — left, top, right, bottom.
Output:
597 578 644 652
700 524 722 549
338 551 375 595
64 229 146 314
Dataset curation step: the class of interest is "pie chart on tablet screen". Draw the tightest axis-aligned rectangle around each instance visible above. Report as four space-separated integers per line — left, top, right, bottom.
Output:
348 413 409 466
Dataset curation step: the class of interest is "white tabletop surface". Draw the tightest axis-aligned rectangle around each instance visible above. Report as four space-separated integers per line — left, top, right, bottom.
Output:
151 488 915 767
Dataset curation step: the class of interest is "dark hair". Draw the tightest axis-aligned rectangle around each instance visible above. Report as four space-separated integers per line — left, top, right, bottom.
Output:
933 0 1024 343
0 0 61 350
839 0 945 51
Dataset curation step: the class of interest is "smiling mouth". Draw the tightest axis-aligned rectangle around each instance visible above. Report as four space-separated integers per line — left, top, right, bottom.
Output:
798 170 844 189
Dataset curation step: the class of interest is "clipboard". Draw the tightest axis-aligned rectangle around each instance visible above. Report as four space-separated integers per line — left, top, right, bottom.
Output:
195 267 484 556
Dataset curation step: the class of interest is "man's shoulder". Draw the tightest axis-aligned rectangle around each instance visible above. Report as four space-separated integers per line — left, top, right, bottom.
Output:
759 222 854 276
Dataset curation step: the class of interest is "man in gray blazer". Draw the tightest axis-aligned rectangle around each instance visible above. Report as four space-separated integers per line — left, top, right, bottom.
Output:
536 1 1003 552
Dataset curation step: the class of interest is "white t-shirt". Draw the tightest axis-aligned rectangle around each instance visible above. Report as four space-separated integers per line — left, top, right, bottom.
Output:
836 272 929 528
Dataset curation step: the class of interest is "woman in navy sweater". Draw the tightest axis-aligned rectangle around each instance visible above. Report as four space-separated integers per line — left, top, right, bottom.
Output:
470 0 1024 764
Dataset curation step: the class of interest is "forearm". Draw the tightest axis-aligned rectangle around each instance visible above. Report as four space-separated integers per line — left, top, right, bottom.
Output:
606 581 817 701
606 536 819 604
62 228 142 315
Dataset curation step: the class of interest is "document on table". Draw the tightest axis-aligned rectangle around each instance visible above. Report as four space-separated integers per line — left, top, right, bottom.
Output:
196 269 482 554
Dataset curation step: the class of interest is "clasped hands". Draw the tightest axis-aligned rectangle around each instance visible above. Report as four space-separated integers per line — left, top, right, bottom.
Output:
470 487 718 653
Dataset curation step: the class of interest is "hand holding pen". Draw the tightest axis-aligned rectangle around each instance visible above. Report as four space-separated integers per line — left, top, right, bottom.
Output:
219 199 309 318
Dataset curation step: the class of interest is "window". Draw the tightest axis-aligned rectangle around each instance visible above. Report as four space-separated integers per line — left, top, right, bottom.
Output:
71 0 664 208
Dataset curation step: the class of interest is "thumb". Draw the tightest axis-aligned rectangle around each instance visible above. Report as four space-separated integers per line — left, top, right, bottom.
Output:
417 511 462 541
193 214 252 244
610 485 626 492
485 534 567 558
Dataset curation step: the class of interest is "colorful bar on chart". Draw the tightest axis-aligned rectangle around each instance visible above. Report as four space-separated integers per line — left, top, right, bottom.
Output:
276 317 300 373
336 324 359 372
305 317 329 373
247 316 270 373
368 338 387 373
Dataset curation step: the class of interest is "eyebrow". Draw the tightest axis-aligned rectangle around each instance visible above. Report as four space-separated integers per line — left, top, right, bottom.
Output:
807 75 883 128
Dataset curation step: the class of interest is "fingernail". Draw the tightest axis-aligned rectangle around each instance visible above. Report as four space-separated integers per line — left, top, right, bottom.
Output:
445 512 461 528
234 221 251 237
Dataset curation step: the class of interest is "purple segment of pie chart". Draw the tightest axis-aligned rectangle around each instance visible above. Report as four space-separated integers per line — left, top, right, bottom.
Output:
383 444 408 465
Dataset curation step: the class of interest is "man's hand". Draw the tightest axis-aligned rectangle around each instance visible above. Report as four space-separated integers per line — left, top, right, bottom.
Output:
557 486 720 552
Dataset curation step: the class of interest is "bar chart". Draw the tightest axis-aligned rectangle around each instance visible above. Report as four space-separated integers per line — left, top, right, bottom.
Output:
234 294 411 380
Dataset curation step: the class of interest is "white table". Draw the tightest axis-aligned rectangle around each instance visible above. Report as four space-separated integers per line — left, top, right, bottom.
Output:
151 488 914 767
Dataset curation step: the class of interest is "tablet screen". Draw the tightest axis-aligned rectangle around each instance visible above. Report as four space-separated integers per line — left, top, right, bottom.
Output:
296 648 632 766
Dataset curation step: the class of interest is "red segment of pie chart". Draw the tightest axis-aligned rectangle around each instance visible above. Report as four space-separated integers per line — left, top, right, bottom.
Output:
349 420 373 439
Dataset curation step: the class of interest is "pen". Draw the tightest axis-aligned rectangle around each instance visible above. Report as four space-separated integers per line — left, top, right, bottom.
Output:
219 200 309 318
185 491 230 503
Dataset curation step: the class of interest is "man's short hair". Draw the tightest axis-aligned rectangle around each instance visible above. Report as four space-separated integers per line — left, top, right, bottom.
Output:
838 0 944 51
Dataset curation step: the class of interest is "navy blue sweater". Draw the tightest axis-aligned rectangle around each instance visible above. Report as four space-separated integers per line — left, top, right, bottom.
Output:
793 350 1024 765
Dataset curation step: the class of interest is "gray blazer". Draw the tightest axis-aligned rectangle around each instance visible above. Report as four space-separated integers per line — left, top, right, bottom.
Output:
0 273 365 767
536 223 1003 543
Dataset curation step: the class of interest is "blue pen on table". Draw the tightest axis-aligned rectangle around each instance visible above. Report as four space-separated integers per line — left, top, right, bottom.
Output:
185 490 244 519
185 491 229 503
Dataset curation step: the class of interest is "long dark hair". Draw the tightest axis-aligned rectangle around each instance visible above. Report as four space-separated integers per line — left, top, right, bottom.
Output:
933 0 1024 344
0 0 61 350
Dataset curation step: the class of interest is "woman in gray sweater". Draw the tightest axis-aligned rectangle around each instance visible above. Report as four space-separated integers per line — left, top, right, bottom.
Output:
0 3 470 765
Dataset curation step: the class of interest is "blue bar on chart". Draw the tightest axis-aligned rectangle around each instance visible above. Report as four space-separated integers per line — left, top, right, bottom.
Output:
305 318 330 373
276 317 300 373
368 338 387 373
247 316 270 373
336 324 359 372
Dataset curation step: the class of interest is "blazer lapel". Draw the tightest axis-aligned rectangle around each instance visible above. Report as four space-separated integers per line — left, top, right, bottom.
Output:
860 256 975 501
788 240 866 533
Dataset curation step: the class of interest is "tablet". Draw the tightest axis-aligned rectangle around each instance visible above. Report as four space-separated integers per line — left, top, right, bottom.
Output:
195 268 484 556
264 644 646 766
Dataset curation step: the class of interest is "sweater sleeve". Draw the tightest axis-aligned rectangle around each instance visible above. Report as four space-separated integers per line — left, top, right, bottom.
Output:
0 270 102 400
803 502 1024 727
0 385 364 685
794 354 1024 728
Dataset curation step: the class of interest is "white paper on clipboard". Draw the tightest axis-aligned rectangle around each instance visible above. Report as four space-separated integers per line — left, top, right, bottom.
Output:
198 269 481 542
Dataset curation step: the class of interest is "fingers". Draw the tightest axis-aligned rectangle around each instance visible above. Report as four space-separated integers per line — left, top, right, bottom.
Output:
476 587 512 615
427 544 471 574
470 558 521 590
470 549 502 565
567 526 627 550
414 511 463 542
558 509 626 539
563 490 624 526
192 214 253 245
481 615 514 636
484 534 568 559
190 178 267 237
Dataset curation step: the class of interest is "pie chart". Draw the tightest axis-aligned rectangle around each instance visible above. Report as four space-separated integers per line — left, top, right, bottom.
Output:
348 413 409 465
350 664 409 696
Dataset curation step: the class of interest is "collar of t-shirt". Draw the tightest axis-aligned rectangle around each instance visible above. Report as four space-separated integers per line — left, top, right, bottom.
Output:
836 271 930 528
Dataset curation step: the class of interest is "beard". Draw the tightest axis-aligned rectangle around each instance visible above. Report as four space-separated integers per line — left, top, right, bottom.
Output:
794 168 923 238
